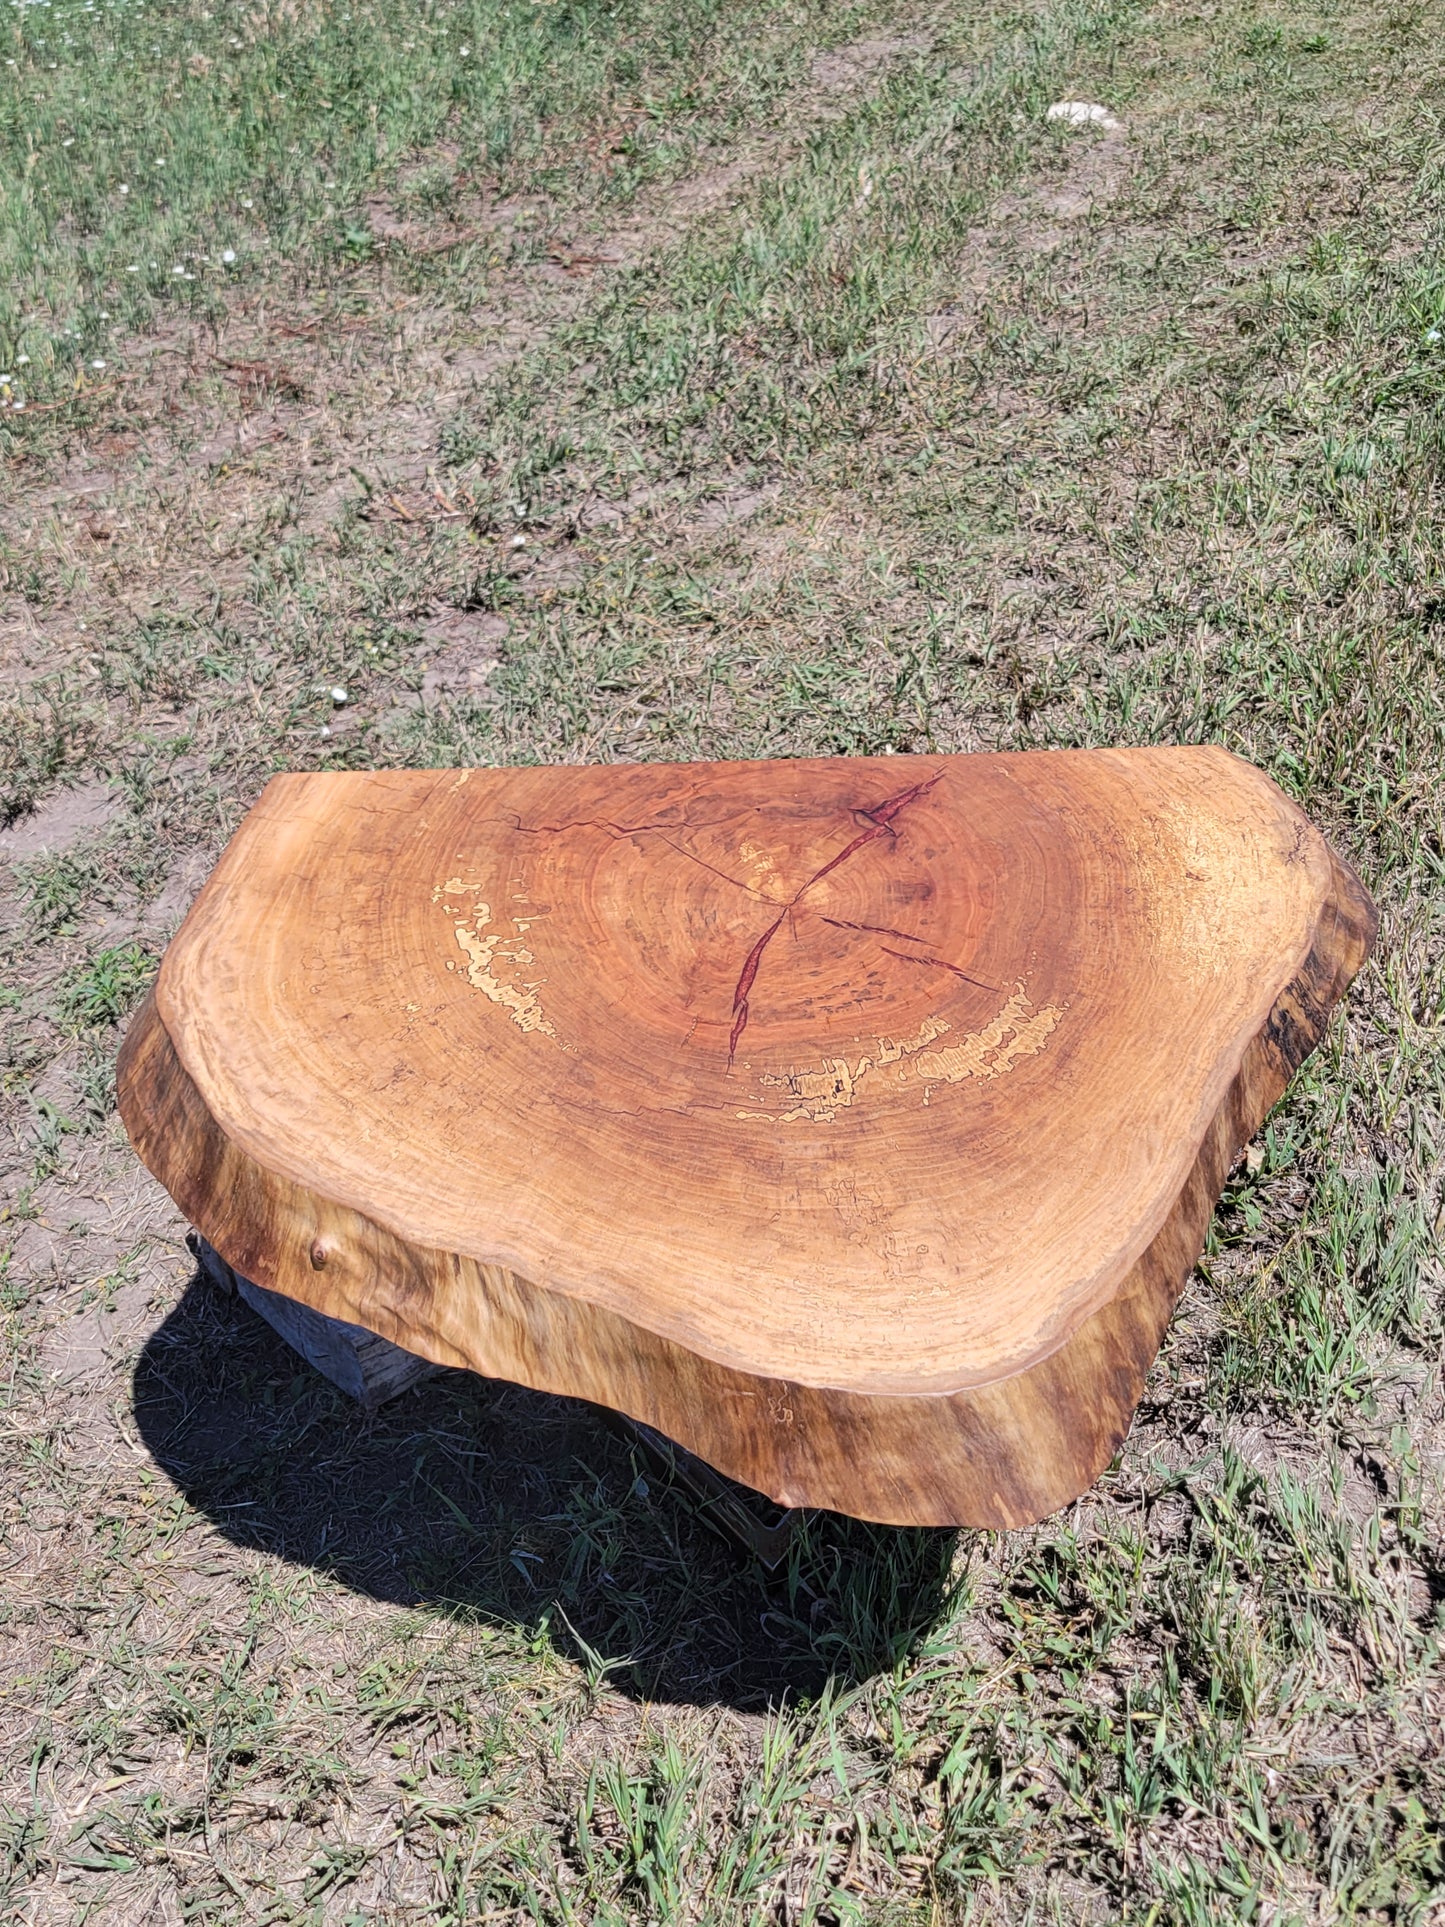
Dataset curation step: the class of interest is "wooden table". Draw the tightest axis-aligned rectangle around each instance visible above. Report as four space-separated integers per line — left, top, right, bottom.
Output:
118 749 1374 1527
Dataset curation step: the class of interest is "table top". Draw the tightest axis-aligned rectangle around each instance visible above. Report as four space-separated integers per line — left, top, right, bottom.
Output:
138 746 1354 1397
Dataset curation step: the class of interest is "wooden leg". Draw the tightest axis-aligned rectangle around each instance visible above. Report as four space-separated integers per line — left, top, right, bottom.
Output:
190 1232 441 1410
191 1232 803 1562
606 1412 808 1571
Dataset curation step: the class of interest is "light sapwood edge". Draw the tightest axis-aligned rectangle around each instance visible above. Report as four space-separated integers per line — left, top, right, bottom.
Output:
117 846 1374 1529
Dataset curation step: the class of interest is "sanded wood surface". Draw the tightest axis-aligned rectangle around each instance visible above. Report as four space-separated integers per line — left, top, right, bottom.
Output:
117 749 1374 1526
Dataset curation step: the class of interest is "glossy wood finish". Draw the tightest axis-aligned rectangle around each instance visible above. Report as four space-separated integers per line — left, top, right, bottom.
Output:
117 749 1375 1526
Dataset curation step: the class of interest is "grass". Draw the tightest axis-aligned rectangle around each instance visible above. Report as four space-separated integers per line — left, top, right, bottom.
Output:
1 0 1443 1916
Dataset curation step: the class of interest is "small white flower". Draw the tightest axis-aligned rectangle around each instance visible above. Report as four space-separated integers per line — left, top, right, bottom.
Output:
173 265 186 275
240 197 253 207
127 264 140 272
90 357 105 369
62 137 73 147
99 311 110 318
0 375 9 386
510 533 527 550
221 247 236 263
319 724 332 738
16 355 28 366
460 44 470 54
118 182 128 193
1426 328 1442 345
156 157 166 165
12 400 25 411
330 686 349 706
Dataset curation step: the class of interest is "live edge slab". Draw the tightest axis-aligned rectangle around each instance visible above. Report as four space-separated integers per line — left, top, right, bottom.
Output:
117 749 1376 1529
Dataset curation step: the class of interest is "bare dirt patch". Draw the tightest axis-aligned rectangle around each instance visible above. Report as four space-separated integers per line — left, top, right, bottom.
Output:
809 32 930 90
417 608 509 702
0 778 122 859
1037 122 1131 220
924 119 1135 342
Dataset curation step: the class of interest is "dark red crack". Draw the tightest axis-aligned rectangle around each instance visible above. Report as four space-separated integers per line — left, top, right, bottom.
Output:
820 916 928 945
728 911 787 1064
795 770 945 898
881 947 997 992
862 770 945 827
726 771 946 1068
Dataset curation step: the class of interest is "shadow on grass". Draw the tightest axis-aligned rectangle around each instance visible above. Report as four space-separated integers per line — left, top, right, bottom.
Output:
132 1272 962 1711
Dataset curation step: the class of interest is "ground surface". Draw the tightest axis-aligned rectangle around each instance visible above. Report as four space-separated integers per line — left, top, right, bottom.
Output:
1 0 1443 1919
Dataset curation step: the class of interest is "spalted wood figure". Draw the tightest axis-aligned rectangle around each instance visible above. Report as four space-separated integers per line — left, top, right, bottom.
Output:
117 749 1375 1527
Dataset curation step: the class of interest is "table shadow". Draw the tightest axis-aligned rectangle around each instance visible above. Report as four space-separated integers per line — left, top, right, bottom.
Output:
131 1270 963 1711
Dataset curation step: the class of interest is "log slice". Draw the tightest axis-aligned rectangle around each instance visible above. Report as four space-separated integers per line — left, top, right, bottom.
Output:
118 748 1375 1526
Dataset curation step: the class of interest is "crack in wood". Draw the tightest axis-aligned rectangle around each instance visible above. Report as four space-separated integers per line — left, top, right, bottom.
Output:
819 916 929 945
509 809 773 902
880 947 998 993
726 772 949 1068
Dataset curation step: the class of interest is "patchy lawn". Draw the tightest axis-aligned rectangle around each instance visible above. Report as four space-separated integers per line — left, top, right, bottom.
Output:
1 0 1442 1918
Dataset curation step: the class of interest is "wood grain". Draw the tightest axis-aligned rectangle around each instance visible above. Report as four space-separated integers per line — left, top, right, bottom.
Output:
117 749 1375 1526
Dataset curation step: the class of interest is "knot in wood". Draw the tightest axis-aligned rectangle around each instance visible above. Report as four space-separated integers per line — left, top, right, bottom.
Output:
309 1238 331 1271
